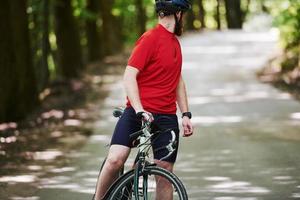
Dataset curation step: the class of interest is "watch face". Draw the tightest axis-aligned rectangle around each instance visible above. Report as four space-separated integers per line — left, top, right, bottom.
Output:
182 112 192 119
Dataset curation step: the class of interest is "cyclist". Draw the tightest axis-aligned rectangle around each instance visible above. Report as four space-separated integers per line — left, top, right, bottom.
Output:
94 0 193 199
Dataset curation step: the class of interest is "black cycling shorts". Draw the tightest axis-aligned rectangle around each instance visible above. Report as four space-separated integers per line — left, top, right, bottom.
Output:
110 107 180 163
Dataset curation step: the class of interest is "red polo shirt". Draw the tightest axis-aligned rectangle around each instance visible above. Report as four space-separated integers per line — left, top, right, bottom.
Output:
127 24 182 114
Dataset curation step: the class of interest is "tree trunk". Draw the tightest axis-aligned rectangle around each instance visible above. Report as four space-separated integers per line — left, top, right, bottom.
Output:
185 0 196 30
0 0 38 122
99 0 123 55
0 0 14 122
135 0 147 36
28 0 51 92
54 0 83 78
215 0 221 30
224 0 243 29
260 0 269 13
41 0 50 89
86 0 103 62
198 0 206 29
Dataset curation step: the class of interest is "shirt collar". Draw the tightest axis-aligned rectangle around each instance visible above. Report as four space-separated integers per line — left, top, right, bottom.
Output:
157 24 175 36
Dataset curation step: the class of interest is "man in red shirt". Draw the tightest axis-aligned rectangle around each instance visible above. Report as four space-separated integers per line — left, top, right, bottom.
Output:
95 0 193 199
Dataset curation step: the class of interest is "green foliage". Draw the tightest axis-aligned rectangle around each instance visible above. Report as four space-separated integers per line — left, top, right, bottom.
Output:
113 0 157 45
270 0 300 49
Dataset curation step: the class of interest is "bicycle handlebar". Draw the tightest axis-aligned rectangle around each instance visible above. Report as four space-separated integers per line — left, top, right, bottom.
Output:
129 129 144 140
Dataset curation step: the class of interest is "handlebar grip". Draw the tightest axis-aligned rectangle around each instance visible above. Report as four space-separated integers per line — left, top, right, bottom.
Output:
113 107 124 118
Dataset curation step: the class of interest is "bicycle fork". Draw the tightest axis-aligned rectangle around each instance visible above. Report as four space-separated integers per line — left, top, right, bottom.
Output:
134 152 149 200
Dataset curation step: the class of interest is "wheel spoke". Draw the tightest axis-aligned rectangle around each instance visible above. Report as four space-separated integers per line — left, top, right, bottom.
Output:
108 166 187 200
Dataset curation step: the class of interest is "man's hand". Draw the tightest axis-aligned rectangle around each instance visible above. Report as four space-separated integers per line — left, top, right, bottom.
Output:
136 110 154 123
182 116 193 137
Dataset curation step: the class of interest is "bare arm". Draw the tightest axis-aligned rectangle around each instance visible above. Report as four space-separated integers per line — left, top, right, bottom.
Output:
123 66 144 112
176 75 193 137
176 75 189 113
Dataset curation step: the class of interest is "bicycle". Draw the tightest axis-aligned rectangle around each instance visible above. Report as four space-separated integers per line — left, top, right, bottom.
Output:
94 107 188 200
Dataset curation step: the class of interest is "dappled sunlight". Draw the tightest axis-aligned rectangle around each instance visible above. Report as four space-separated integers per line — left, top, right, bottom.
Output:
192 116 243 125
273 176 292 181
65 151 90 159
276 92 292 100
218 30 278 43
92 75 102 84
272 176 297 185
182 45 237 55
49 167 76 173
210 88 237 96
33 150 63 161
0 136 17 143
71 188 95 194
0 122 17 131
89 134 111 143
104 97 125 107
213 197 257 200
27 165 42 171
189 96 215 105
207 180 270 194
292 193 300 198
243 91 270 99
41 110 64 119
63 119 82 126
11 196 40 200
0 175 36 183
50 131 63 138
101 75 120 83
94 120 110 128
37 172 98 195
182 61 203 70
188 89 292 106
290 113 300 120
204 177 231 182
40 183 80 190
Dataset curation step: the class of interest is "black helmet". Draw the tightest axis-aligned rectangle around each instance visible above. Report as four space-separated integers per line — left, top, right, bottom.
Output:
155 0 191 15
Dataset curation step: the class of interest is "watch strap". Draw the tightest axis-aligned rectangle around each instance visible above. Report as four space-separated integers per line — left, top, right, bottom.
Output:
182 112 192 119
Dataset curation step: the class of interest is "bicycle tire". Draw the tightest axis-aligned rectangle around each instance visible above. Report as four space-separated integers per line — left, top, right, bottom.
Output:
107 165 188 200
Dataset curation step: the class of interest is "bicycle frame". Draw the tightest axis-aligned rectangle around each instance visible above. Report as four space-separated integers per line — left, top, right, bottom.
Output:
101 110 177 200
132 121 176 200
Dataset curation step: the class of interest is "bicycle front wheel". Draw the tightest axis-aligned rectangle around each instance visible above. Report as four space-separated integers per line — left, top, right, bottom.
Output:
108 166 188 200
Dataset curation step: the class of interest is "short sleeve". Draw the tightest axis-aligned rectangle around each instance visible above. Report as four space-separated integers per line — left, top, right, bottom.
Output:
127 34 154 71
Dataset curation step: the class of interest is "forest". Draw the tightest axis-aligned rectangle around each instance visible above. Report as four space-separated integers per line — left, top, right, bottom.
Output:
0 1 300 199
0 0 299 123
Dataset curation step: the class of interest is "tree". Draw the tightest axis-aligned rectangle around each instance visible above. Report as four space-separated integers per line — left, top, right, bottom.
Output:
41 0 50 89
198 0 206 29
86 0 103 62
224 0 243 29
135 0 147 36
99 0 123 55
185 0 196 30
215 0 221 30
0 0 38 122
54 0 83 78
29 0 51 91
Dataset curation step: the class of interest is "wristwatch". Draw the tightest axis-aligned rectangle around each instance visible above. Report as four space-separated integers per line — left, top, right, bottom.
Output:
182 112 192 119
